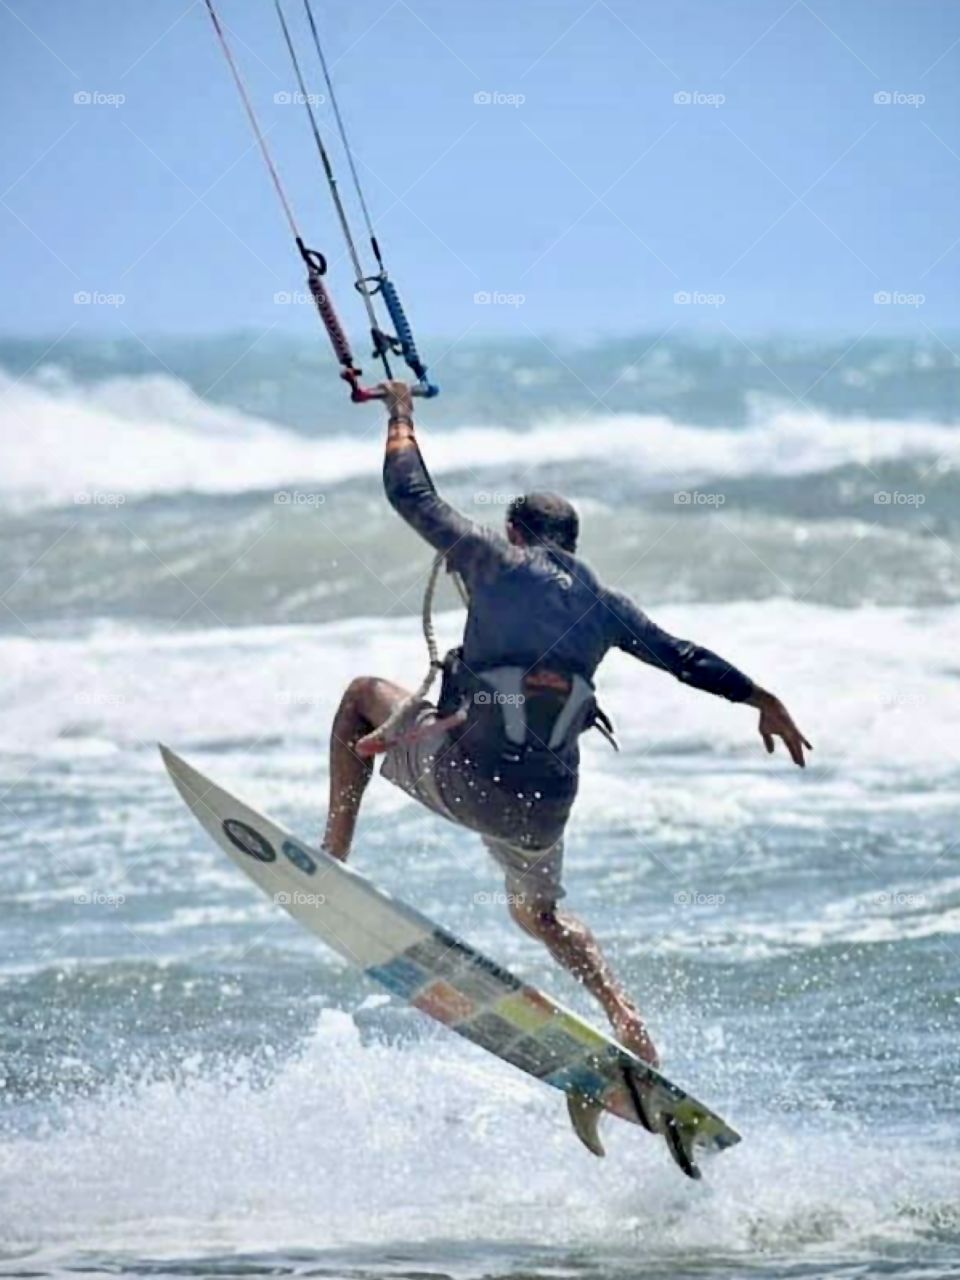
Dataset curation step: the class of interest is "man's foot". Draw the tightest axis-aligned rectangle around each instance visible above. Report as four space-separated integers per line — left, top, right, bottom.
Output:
610 1004 660 1068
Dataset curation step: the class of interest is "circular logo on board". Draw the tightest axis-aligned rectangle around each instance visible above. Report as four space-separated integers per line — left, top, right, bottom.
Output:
282 839 317 875
222 818 276 863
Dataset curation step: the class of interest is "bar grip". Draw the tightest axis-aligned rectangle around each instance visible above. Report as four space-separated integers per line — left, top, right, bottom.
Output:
380 279 438 397
350 383 436 403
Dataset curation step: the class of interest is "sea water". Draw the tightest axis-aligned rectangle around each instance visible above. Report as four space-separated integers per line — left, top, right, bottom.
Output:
1 334 958 1279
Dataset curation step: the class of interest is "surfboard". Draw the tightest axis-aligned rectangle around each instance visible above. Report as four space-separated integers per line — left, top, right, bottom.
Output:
160 745 740 1178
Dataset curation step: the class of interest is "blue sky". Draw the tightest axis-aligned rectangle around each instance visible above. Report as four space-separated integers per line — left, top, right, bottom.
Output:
1 0 958 341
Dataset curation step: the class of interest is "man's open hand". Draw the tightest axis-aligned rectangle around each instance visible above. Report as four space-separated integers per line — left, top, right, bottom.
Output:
749 688 812 768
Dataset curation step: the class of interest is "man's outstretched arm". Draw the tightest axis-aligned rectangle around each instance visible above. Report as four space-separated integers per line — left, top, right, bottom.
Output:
604 588 812 767
379 381 494 570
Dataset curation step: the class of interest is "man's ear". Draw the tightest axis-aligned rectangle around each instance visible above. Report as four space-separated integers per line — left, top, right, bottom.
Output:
506 521 523 547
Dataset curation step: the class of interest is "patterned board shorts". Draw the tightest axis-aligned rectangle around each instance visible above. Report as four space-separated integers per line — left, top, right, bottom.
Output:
379 701 566 907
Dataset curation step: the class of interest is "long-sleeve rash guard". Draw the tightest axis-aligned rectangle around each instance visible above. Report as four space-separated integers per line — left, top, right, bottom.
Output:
384 441 755 704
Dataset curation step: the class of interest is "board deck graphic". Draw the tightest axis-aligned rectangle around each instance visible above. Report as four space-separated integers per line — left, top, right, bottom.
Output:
160 745 740 1178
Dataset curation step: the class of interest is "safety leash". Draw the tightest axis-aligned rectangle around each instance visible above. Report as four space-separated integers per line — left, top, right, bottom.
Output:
354 554 467 758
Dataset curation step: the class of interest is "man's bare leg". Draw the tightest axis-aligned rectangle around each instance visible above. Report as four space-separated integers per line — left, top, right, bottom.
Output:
323 675 412 861
510 899 659 1066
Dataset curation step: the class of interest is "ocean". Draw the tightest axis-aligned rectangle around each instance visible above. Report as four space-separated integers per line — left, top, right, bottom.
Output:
1 332 958 1279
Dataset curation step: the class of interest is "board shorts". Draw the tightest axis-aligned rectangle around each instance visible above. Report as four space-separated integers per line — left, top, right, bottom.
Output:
380 701 567 906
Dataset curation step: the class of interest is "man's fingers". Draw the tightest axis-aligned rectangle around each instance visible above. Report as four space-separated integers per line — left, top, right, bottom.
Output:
759 705 812 766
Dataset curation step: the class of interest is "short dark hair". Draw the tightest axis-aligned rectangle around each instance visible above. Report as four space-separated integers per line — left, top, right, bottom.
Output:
507 492 579 553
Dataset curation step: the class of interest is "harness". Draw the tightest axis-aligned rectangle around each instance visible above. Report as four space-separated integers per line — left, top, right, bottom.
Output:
356 554 618 759
436 649 616 761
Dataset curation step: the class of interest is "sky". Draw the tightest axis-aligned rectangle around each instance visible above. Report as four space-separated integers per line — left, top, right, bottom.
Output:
1 0 958 342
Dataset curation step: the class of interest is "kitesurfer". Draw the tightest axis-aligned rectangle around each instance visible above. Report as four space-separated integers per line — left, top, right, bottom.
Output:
322 382 811 1069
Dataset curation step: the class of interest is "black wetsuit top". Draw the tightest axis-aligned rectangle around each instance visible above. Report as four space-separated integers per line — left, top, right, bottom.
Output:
384 442 755 846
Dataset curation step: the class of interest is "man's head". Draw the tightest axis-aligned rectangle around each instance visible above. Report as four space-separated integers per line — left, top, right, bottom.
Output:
506 492 579 553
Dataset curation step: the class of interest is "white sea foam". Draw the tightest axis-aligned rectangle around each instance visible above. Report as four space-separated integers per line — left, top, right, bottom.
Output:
3 367 959 509
2 601 956 777
0 1011 952 1261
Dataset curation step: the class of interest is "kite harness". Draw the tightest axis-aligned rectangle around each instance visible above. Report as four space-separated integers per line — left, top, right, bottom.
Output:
203 0 438 403
354 553 620 760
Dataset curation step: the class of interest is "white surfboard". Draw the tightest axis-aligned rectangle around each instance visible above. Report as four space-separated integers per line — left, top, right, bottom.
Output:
160 745 740 1177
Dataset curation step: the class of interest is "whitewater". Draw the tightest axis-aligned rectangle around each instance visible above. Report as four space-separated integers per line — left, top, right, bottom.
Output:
1 341 958 1280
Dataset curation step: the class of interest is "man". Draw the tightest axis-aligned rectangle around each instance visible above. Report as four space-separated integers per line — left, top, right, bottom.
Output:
323 382 810 1070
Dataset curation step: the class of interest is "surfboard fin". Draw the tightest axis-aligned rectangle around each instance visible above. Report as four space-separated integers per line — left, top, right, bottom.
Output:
663 1115 701 1180
566 1093 605 1158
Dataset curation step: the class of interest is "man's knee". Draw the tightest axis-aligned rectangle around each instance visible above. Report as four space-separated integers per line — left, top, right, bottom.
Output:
342 675 378 707
338 676 389 726
508 894 560 939
339 675 410 726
